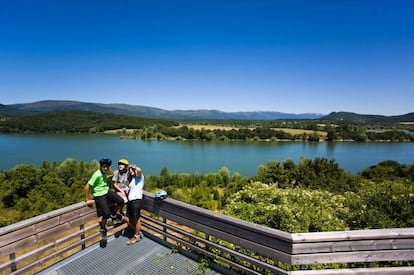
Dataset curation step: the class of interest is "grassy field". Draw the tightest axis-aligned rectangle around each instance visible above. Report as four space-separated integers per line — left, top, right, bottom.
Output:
105 129 137 134
183 124 328 138
105 124 328 140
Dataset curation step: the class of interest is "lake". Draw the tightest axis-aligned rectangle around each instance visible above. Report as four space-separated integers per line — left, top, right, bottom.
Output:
1 134 413 176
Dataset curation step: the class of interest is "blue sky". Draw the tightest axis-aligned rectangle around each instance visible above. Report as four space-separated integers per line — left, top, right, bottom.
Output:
1 0 413 115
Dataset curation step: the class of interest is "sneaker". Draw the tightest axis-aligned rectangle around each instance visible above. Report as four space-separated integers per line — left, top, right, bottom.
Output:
110 213 123 224
139 231 144 238
127 235 140 245
99 228 108 247
100 228 107 239
115 213 123 223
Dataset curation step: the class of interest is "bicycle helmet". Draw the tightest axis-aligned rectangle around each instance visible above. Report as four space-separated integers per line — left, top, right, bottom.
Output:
118 159 129 166
155 190 168 200
99 157 112 166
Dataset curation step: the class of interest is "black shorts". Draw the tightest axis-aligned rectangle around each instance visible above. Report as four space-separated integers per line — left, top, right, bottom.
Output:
95 191 124 218
127 199 143 225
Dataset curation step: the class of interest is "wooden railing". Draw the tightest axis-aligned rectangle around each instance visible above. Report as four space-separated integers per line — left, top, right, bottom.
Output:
0 202 103 275
1 191 413 275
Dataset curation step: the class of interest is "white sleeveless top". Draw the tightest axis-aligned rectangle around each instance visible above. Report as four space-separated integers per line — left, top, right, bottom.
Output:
128 175 144 201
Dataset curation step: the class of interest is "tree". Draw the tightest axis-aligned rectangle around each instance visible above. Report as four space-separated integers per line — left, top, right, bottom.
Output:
0 165 40 208
219 167 230 187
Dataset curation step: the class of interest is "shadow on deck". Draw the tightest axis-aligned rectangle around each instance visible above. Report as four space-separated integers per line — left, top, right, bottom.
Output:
38 231 224 275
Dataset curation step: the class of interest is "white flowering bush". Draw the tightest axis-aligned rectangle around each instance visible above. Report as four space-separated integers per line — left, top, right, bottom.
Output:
224 182 349 233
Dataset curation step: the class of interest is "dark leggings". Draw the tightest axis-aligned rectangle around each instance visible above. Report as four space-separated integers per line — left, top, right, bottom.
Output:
95 191 124 219
127 199 143 226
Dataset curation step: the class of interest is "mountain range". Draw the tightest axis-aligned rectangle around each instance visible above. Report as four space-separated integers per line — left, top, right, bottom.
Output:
1 100 413 122
1 100 324 120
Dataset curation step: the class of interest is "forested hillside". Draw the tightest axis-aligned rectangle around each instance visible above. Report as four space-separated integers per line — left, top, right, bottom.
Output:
0 110 177 133
1 110 413 142
322 111 414 123
2 100 324 120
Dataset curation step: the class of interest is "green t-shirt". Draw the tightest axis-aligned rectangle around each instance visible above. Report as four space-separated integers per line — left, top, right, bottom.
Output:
87 169 109 197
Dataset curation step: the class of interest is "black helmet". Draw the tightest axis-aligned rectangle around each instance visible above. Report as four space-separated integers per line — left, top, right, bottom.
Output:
99 157 112 166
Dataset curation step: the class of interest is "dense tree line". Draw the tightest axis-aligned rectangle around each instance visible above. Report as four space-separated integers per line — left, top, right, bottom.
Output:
149 125 309 141
326 124 414 142
125 124 413 142
0 110 177 133
1 110 413 141
1 158 412 233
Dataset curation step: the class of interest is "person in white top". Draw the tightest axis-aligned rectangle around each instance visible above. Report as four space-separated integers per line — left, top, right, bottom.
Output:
123 164 144 245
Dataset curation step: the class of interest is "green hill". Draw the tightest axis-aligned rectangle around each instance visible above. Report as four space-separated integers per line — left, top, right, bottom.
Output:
0 110 177 133
320 111 414 123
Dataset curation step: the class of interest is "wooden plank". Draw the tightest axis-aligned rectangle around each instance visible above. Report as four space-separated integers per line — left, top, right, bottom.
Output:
292 238 414 254
59 206 96 224
0 214 98 257
0 224 36 248
291 228 414 243
289 266 414 275
143 192 293 252
144 222 287 275
142 214 292 263
158 193 286 231
143 206 293 255
143 191 291 239
142 193 414 265
0 202 88 236
291 249 414 265
0 234 38 258
9 233 100 275
0 223 100 274
0 204 96 248
11 224 96 265
144 212 293 263
0 219 99 258
67 212 98 227
36 221 83 242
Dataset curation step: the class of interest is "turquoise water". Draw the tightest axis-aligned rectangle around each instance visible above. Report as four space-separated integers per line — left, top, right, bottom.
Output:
1 133 413 176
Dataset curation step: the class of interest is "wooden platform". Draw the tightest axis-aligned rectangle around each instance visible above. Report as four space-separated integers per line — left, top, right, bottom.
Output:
38 232 224 275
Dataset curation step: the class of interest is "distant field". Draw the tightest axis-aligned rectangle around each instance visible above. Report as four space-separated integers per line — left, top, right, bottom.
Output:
184 124 328 138
105 124 327 139
274 128 327 138
182 124 240 131
105 129 136 134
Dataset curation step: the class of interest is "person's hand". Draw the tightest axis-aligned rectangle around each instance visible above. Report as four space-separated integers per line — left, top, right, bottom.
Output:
85 199 94 207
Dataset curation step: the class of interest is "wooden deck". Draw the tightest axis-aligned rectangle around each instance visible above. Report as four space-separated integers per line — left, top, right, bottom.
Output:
1 190 414 275
38 232 226 275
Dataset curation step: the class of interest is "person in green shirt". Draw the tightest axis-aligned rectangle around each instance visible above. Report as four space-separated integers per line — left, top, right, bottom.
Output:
85 157 124 243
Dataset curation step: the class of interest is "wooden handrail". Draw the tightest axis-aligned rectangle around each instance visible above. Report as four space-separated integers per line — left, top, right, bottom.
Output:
1 191 413 274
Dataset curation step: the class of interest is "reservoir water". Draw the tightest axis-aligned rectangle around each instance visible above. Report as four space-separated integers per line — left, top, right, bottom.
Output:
1 134 413 176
